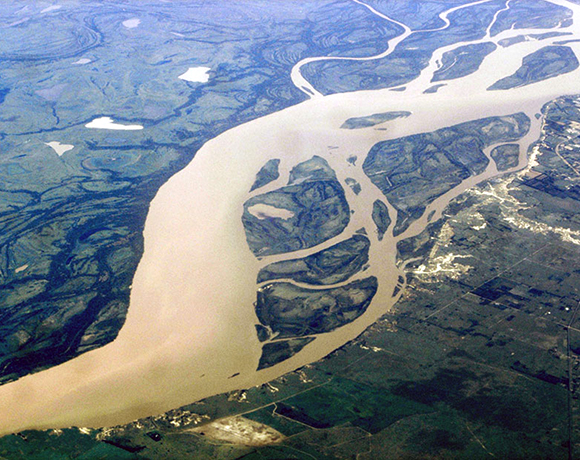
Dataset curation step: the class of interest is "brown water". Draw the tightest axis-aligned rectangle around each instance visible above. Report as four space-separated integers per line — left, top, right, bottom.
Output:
0 0 579 435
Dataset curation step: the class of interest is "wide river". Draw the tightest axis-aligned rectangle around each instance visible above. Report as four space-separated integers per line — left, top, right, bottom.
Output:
1 0 579 434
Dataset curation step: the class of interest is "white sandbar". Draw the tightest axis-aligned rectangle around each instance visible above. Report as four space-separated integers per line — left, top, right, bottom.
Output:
247 204 295 220
45 141 74 156
178 67 211 83
72 58 91 65
41 5 62 14
122 18 140 29
85 117 143 130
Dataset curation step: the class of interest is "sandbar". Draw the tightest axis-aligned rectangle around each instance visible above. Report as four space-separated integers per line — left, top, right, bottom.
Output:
122 18 140 29
85 117 143 130
45 141 74 156
178 67 211 83
247 203 295 220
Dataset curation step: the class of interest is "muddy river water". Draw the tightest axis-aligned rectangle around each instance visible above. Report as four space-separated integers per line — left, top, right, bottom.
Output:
1 0 579 434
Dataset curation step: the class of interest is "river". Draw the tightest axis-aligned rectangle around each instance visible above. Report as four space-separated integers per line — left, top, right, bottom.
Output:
0 0 579 434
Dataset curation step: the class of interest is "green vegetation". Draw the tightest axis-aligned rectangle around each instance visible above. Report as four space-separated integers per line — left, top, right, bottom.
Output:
490 0 572 36
250 158 280 192
499 32 572 48
490 143 520 171
344 177 361 195
257 338 315 370
302 1 522 95
255 276 377 340
2 0 580 457
0 0 410 383
242 156 350 257
340 111 410 129
278 376 432 433
432 42 496 82
423 83 446 93
257 235 370 286
489 45 579 90
498 35 528 47
363 113 530 235
371 199 391 241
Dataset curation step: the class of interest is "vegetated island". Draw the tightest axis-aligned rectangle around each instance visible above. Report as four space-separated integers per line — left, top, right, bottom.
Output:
340 111 411 129
488 45 579 90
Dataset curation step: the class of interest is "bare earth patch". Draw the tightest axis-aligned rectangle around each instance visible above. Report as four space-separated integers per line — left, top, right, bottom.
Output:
188 415 285 446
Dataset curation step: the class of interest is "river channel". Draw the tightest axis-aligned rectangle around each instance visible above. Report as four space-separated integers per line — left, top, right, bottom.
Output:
0 0 579 434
